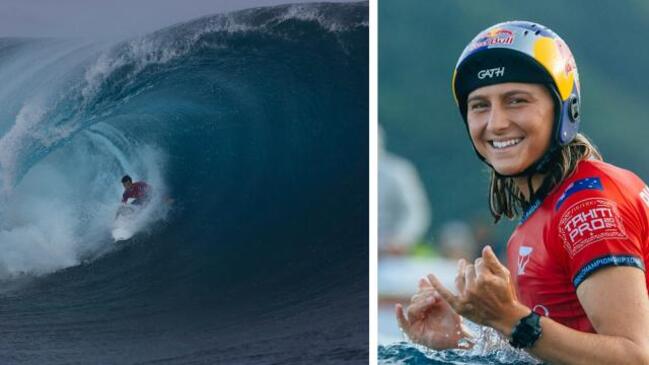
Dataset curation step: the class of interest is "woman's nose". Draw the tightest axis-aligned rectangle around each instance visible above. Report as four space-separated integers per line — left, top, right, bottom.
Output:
486 104 510 132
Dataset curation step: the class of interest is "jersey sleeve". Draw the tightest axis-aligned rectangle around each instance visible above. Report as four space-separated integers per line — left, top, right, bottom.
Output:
552 172 647 288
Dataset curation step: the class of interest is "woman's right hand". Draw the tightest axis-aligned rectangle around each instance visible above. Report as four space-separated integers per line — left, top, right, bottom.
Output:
395 277 468 350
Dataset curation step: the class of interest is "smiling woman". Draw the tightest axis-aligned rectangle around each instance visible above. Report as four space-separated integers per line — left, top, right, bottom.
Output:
395 21 649 365
466 83 554 178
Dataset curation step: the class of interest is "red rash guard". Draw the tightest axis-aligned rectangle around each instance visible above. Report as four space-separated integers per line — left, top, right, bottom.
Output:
507 160 649 332
122 181 150 204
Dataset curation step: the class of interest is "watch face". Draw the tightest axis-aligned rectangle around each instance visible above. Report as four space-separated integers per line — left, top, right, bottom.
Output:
510 312 542 348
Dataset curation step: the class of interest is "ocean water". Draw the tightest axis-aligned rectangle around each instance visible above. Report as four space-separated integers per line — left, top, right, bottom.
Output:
378 343 540 365
379 325 543 365
0 2 368 364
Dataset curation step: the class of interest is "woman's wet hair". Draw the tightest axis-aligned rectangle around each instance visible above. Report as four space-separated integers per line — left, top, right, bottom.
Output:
121 175 132 184
488 134 602 222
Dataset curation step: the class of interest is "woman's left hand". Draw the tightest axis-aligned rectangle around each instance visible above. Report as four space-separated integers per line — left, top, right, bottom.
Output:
427 245 530 336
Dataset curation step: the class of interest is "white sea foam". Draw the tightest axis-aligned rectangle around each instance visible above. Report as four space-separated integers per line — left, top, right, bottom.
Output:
0 129 168 279
0 101 48 196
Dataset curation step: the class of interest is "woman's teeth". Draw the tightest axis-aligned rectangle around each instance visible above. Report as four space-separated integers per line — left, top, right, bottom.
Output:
491 138 521 149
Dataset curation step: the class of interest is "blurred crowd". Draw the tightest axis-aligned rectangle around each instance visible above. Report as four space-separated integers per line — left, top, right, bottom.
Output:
378 126 501 262
378 126 504 343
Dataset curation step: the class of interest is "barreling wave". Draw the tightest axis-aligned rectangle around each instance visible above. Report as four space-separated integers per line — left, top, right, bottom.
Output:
0 2 368 364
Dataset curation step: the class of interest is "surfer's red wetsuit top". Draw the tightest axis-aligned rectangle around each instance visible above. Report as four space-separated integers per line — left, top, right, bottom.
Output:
122 181 150 205
507 160 649 332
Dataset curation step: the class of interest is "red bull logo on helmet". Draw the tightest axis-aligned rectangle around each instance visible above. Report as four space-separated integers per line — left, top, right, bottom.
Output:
556 40 575 74
555 38 580 90
471 29 514 50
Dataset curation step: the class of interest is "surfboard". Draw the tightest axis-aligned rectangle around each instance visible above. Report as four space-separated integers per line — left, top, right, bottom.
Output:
112 204 138 242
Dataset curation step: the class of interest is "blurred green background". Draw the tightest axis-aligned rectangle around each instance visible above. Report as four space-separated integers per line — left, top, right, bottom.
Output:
379 0 649 246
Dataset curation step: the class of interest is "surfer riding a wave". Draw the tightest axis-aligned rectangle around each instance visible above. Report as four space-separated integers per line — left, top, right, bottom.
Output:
121 175 151 206
113 175 152 240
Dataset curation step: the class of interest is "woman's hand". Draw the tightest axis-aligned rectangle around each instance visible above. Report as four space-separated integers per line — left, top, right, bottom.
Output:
395 277 468 350
427 245 529 336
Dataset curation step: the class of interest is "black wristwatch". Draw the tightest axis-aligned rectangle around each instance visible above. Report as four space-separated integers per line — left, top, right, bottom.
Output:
509 311 542 349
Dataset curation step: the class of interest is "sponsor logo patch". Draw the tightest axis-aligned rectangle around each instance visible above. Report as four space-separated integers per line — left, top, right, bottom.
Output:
558 198 627 257
471 29 514 50
517 246 533 275
556 38 576 75
477 67 505 79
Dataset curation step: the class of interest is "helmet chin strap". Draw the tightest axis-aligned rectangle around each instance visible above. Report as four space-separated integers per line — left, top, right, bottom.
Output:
490 144 560 179
491 145 560 206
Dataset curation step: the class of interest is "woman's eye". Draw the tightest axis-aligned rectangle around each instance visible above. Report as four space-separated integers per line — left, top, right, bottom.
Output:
469 102 488 111
509 98 527 105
